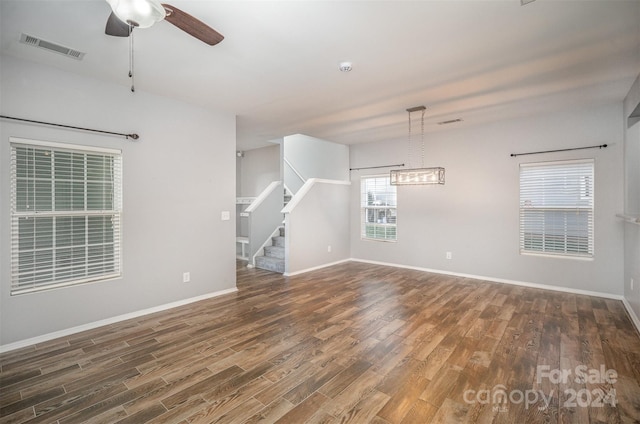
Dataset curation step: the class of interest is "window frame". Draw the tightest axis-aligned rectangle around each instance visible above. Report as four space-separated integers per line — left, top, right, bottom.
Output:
519 158 594 259
9 137 123 295
360 174 397 242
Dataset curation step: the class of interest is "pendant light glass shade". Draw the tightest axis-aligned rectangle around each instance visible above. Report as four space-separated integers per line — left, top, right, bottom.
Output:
390 167 445 185
106 0 166 28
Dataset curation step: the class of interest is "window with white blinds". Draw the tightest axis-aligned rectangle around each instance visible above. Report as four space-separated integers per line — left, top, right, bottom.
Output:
10 138 122 295
361 175 397 241
519 159 594 258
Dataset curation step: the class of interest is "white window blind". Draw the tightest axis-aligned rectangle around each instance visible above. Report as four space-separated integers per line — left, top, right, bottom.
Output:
10 138 122 295
519 159 594 258
361 175 397 241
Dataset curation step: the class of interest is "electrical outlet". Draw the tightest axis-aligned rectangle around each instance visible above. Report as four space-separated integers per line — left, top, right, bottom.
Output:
327 245 332 253
631 278 635 291
446 252 452 260
183 272 190 283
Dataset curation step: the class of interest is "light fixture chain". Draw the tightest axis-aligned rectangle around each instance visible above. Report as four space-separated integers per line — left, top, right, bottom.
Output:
392 105 444 185
421 108 425 168
407 110 412 169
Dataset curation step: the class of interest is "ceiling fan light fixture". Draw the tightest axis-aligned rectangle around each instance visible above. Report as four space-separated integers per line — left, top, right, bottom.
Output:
106 0 165 28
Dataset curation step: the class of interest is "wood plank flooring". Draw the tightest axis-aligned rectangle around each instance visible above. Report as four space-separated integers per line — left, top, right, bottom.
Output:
2 261 640 423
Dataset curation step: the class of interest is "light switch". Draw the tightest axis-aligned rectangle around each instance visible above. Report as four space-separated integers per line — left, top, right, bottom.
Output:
221 210 230 221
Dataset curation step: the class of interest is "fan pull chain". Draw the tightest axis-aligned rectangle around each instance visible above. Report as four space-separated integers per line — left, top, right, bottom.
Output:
129 26 135 92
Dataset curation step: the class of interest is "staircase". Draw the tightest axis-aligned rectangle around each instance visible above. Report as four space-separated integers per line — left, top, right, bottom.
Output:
255 227 285 273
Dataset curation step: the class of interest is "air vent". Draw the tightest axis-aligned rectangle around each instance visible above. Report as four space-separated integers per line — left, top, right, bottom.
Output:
437 118 463 125
19 33 85 60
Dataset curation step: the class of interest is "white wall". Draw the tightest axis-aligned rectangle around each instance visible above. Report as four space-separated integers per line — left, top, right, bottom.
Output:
350 103 624 296
285 180 351 275
238 144 280 197
623 74 640 322
284 134 349 184
281 135 350 274
0 56 237 347
237 144 280 238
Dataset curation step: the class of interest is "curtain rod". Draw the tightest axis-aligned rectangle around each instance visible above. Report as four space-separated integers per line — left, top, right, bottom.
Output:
350 163 405 171
0 115 140 140
510 144 607 157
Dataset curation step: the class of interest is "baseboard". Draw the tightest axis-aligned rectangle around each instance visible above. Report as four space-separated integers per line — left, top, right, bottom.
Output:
349 259 640 335
353 256 640 337
0 287 238 354
6 262 636 353
350 258 626 301
284 258 351 277
621 297 640 335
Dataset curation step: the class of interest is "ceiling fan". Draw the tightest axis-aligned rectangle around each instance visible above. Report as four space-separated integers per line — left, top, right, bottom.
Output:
104 0 224 46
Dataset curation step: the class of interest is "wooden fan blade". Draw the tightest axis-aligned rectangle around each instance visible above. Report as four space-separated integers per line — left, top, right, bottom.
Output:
105 12 131 37
162 4 224 46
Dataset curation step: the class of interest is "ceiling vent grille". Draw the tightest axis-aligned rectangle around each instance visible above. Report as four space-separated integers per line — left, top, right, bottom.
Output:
19 33 85 60
437 118 463 125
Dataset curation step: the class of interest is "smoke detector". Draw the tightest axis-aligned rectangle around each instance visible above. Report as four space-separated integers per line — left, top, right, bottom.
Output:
339 62 353 72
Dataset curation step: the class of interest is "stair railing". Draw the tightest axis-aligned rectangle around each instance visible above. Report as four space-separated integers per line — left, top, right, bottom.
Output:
283 157 306 195
245 181 285 266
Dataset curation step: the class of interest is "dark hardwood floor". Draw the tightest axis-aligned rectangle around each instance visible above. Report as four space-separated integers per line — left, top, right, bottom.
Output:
1 261 640 423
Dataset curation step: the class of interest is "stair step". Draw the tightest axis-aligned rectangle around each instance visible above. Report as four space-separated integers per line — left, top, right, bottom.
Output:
255 255 285 273
272 236 285 247
264 245 285 259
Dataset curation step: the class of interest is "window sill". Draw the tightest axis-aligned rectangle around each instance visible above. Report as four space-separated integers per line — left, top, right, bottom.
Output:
520 251 594 261
361 237 397 243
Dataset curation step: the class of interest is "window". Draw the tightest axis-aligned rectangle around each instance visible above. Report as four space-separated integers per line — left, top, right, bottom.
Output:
519 159 594 258
361 175 397 241
10 138 122 295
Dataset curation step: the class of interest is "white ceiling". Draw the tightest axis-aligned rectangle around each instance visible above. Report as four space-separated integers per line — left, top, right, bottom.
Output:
1 0 639 151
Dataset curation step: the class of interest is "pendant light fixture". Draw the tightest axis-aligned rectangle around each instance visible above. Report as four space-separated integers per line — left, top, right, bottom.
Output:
390 106 445 185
